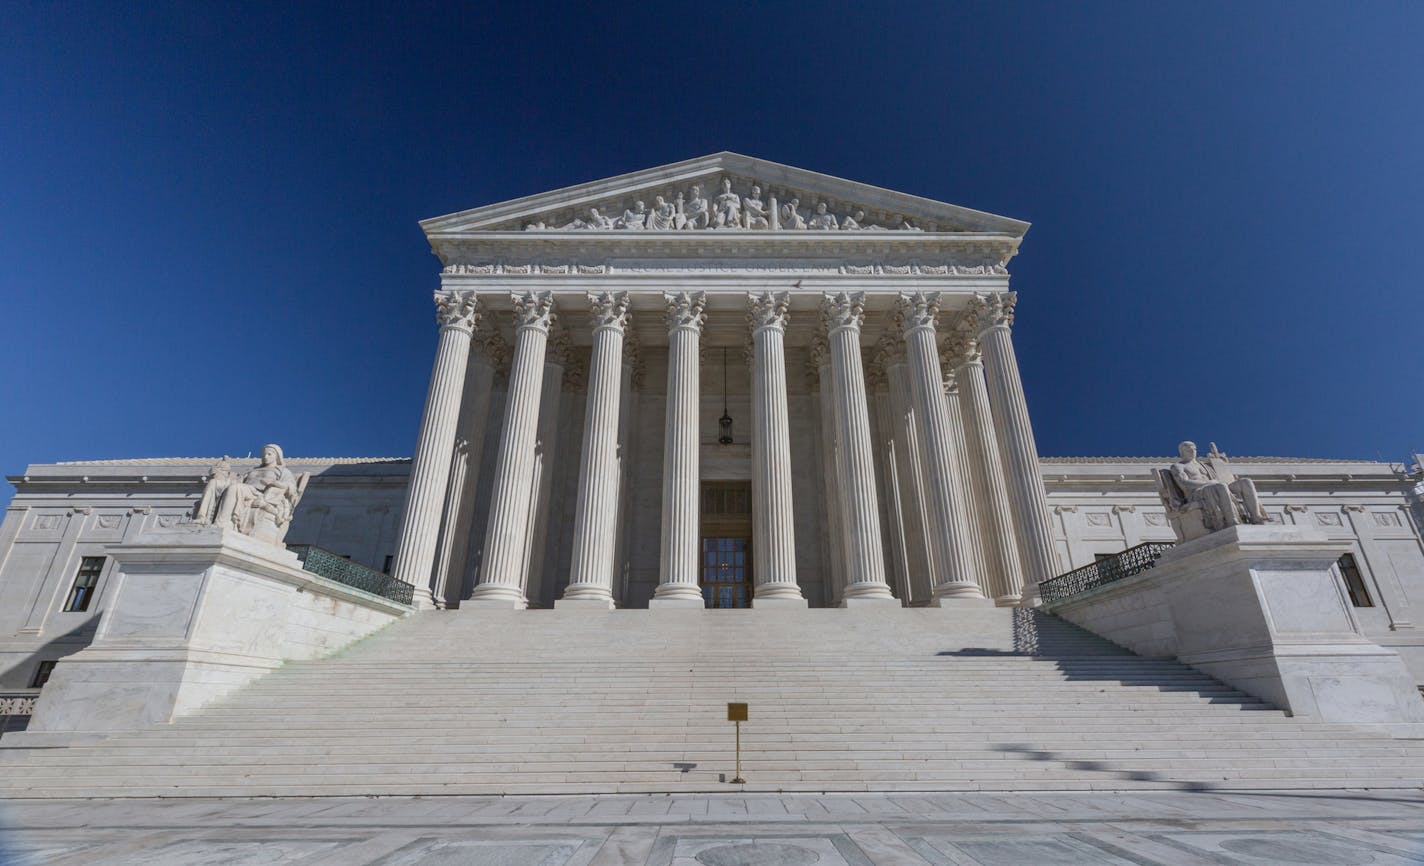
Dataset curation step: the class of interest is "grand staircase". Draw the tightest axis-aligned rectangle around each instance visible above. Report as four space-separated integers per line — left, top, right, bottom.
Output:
3 607 1423 797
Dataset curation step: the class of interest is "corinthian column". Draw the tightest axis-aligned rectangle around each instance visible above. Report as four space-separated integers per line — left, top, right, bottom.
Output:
390 291 480 609
747 292 806 606
431 326 507 607
467 291 555 608
973 292 1058 605
559 292 631 609
822 292 895 603
897 293 984 602
651 291 707 608
947 321 1024 605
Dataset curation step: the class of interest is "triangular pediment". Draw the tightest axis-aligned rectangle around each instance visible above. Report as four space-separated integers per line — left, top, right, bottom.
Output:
420 152 1028 237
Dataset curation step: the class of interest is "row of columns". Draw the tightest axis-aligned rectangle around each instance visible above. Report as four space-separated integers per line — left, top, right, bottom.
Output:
389 288 1057 610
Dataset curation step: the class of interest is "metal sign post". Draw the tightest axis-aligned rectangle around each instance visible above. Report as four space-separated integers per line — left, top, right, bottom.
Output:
727 702 747 784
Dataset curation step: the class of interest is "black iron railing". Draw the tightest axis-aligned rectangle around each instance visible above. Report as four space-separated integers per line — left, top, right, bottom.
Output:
288 545 414 606
1039 541 1176 604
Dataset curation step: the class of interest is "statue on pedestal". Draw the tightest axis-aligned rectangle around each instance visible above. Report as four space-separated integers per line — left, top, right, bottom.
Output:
1155 441 1267 542
194 444 310 545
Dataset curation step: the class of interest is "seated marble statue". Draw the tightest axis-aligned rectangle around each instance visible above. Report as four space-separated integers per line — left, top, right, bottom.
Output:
807 201 839 230
194 444 309 545
648 195 676 230
712 178 741 228
1155 441 1267 542
741 185 770 229
616 201 647 229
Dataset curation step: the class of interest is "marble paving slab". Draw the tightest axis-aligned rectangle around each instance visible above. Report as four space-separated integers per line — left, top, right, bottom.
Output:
3 791 1424 865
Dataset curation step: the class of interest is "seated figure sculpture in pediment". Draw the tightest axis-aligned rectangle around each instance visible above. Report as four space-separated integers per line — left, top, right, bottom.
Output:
194 444 310 546
648 195 676 231
616 201 647 229
678 186 710 230
1154 441 1267 542
808 201 839 230
712 178 741 228
742 185 770 229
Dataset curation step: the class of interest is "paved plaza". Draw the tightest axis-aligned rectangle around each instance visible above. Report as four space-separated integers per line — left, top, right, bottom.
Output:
2 790 1422 865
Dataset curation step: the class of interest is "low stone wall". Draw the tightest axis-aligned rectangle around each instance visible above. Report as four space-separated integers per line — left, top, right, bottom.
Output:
18 526 407 737
1045 525 1424 736
1047 571 1176 658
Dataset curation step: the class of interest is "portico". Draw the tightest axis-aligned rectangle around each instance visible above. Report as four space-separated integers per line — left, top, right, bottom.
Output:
388 153 1059 610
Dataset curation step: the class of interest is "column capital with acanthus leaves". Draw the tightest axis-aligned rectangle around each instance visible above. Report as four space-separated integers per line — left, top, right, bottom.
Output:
820 291 867 333
967 291 1016 335
510 291 557 332
663 291 707 333
435 291 480 332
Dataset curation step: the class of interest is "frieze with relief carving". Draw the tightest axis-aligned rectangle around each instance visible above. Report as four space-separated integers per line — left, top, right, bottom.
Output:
510 175 955 234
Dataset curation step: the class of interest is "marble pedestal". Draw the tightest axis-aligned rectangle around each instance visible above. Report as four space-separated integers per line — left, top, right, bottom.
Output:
647 597 705 610
840 597 901 609
14 526 405 741
1156 525 1424 735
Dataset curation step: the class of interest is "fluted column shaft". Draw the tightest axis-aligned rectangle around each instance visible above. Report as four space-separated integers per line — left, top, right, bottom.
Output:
652 292 706 606
391 291 480 609
810 342 848 604
748 292 805 604
822 293 894 602
468 292 555 608
899 294 983 601
887 361 935 603
975 292 1058 605
430 334 502 607
944 374 992 598
954 351 1024 604
561 292 630 608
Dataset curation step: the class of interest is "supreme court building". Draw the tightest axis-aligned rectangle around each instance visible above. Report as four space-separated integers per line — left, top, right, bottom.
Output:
4 153 1424 698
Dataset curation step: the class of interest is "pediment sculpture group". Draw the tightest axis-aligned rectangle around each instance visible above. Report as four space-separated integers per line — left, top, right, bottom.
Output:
526 177 928 233
1155 441 1267 542
193 444 309 546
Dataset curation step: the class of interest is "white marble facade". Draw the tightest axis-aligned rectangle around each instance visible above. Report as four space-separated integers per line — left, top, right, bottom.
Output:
2 153 1424 687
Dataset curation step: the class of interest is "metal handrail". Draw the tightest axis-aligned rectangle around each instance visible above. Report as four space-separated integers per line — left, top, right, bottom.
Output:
287 545 414 606
1039 541 1176 604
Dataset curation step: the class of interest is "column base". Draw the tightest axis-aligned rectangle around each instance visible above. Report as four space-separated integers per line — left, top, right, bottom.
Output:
840 581 896 602
993 594 1021 607
554 597 616 610
930 582 989 604
410 587 437 611
464 583 528 610
752 596 808 608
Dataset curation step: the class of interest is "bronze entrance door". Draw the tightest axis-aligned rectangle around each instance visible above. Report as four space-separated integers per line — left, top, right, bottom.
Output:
700 481 753 608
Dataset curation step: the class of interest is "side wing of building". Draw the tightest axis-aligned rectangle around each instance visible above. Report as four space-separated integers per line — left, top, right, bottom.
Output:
2 453 1421 689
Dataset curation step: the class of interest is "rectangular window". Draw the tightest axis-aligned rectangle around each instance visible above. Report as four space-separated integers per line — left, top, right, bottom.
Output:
1338 553 1373 607
30 660 57 688
383 555 393 574
63 557 104 612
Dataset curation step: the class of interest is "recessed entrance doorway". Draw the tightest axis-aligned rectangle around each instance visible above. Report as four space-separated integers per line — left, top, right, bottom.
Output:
701 481 752 608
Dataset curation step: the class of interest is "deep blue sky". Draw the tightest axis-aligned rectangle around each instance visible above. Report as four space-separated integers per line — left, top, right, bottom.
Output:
3 2 1421 503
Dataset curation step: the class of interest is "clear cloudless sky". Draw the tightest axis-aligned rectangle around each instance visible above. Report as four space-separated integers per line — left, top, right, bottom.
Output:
2 2 1422 505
